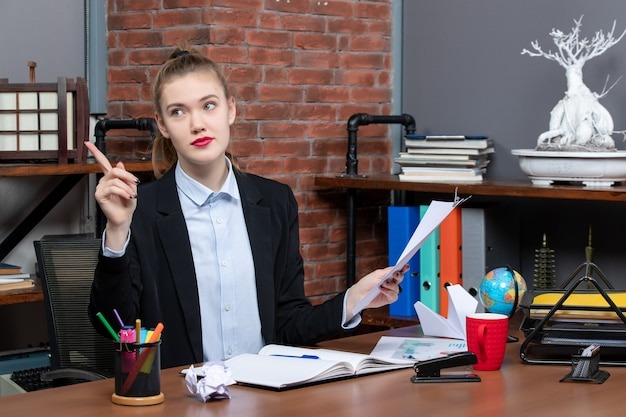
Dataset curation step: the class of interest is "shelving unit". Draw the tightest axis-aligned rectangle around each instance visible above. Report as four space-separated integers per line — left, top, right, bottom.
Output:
314 174 626 297
0 160 154 305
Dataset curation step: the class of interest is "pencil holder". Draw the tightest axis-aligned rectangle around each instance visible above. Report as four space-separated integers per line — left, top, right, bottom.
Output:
111 341 164 406
560 349 610 384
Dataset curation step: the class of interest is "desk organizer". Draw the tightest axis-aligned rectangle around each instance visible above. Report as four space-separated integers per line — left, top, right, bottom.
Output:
560 349 610 383
519 262 626 366
0 77 89 163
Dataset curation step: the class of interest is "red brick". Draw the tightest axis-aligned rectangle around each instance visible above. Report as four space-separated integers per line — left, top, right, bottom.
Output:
246 30 292 48
279 14 326 32
355 2 390 19
205 8 258 27
305 86 350 103
258 122 307 139
249 48 295 66
108 13 153 30
113 0 160 12
153 9 202 28
162 28 211 46
118 31 163 48
264 139 311 157
296 51 340 69
258 85 303 102
288 68 333 85
293 33 336 50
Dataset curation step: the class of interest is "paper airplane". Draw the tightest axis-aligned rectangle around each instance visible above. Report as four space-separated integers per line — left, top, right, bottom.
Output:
414 284 478 340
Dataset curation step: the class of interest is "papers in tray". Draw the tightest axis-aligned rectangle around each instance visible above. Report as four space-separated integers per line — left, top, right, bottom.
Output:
186 344 414 391
414 284 478 340
528 291 626 323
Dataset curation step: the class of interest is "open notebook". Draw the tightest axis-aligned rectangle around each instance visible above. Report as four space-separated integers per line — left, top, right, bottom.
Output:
189 344 414 391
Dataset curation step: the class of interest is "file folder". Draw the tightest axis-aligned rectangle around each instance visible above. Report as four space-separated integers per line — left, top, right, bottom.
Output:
387 206 421 317
419 205 440 313
439 207 462 317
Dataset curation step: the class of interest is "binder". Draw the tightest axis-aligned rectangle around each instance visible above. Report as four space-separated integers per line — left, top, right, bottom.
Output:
439 207 462 317
419 205 440 313
387 206 421 317
461 205 521 313
461 208 486 312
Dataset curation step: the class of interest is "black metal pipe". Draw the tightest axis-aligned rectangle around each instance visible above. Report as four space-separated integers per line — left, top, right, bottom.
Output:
344 113 416 177
343 113 416 287
93 118 158 154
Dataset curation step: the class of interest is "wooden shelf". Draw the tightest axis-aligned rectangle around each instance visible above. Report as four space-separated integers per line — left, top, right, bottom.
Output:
0 281 43 306
314 174 626 202
0 159 154 177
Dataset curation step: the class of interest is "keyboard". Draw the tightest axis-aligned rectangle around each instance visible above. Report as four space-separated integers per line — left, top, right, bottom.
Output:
10 367 53 392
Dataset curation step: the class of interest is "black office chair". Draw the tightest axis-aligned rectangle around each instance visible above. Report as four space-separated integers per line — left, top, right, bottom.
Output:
34 234 115 385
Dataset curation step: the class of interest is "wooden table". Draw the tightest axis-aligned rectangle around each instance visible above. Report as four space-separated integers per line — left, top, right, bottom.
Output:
1 324 623 417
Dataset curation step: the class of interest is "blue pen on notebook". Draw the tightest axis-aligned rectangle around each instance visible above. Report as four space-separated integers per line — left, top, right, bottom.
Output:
271 354 320 359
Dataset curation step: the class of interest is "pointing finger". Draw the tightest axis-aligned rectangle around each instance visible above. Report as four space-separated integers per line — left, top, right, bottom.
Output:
85 141 113 173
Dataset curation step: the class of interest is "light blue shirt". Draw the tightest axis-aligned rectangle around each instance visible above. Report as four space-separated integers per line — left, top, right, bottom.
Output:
175 160 263 361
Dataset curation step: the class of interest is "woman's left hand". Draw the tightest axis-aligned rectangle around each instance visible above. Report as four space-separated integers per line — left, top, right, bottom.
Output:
345 265 408 321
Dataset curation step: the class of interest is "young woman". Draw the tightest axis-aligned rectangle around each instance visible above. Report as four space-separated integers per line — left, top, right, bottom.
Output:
87 48 405 369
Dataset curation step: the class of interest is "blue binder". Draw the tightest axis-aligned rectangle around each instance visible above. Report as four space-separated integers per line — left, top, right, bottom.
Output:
419 205 440 313
387 206 421 317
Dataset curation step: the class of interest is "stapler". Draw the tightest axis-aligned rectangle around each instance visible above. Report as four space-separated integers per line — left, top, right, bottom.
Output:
411 352 481 383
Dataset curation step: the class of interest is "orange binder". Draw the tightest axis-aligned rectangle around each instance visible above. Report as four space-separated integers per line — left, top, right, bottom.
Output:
438 207 462 317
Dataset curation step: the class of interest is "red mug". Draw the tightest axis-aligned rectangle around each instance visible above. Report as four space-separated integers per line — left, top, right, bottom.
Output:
466 313 508 371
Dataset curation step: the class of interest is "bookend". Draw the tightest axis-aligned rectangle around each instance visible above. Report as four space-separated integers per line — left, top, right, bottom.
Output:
560 347 610 384
411 352 481 383
519 261 626 366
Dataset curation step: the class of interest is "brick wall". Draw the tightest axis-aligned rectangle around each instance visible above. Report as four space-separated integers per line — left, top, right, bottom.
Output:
105 0 394 302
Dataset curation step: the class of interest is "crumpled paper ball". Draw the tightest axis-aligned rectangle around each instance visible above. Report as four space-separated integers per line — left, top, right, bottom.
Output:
184 361 236 402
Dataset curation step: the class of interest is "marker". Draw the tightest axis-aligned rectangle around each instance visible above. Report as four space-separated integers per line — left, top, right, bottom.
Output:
96 312 120 342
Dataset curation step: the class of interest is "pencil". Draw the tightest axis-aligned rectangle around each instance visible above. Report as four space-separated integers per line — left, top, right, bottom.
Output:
96 312 120 342
135 319 141 344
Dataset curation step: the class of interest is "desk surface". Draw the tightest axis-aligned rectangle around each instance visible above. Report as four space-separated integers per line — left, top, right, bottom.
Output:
1 325 623 417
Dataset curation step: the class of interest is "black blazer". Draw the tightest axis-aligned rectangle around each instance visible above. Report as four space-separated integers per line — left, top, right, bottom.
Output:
88 168 347 369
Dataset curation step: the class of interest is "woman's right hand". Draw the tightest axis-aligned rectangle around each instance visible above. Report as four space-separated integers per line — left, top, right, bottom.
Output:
84 142 140 250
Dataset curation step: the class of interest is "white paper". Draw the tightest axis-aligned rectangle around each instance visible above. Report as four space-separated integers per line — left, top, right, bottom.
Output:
352 198 466 315
414 284 478 340
370 336 468 362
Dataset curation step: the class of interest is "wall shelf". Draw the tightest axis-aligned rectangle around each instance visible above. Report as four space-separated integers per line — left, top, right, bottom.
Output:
314 175 626 202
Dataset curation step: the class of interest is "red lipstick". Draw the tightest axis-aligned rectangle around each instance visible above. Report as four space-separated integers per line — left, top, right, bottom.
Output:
192 136 214 146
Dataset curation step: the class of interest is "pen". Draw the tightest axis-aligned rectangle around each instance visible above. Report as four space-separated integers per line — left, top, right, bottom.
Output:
271 354 320 360
96 312 120 342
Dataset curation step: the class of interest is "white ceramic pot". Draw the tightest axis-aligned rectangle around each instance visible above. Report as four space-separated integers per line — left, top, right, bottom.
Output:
511 149 626 187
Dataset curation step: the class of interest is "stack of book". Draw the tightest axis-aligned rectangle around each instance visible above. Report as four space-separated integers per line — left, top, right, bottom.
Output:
0 263 33 291
395 135 494 183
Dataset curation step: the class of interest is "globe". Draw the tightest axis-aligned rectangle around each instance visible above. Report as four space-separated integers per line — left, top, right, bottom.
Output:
479 267 527 316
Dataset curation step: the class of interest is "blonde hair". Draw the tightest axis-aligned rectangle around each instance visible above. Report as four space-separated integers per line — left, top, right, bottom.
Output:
151 47 237 178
